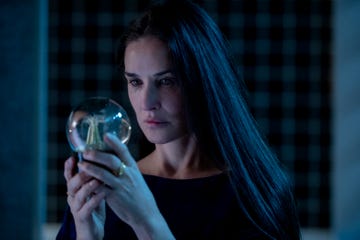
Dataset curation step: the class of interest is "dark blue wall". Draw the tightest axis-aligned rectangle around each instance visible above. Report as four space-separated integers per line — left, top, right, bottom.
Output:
333 1 360 239
0 0 47 239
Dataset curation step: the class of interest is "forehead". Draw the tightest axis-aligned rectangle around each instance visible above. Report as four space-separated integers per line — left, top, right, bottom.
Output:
124 36 172 73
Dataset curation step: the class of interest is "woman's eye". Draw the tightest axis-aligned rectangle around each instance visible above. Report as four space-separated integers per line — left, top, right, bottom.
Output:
158 77 176 86
128 79 142 87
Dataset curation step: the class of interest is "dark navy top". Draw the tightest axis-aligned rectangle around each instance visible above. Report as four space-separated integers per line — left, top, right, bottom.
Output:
56 173 264 239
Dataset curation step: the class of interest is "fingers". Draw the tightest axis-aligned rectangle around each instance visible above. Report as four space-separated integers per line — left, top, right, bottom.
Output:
65 156 92 196
78 160 118 187
78 191 106 217
66 171 93 197
82 150 120 173
64 156 108 223
104 133 137 168
64 156 76 181
81 133 137 175
68 179 107 218
70 179 102 211
66 133 136 192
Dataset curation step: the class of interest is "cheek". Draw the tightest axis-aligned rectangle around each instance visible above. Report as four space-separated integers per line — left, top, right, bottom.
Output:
166 94 185 116
128 90 139 112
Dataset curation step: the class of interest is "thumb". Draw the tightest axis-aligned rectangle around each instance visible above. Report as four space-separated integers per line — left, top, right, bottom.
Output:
104 133 137 168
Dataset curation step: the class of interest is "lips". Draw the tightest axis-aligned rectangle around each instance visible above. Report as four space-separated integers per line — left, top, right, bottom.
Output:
144 118 168 126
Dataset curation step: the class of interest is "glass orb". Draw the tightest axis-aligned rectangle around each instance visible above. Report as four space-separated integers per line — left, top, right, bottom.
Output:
66 97 131 153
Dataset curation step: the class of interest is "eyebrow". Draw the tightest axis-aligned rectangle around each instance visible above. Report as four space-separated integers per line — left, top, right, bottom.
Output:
124 69 174 78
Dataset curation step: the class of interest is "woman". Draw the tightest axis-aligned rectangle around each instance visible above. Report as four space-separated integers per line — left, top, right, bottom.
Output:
57 0 301 239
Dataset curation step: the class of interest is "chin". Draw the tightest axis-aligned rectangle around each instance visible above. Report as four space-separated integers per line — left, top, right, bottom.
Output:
142 131 183 145
145 135 174 145
140 124 189 144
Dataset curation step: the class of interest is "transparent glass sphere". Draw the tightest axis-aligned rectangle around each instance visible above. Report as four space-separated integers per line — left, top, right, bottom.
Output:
66 97 131 153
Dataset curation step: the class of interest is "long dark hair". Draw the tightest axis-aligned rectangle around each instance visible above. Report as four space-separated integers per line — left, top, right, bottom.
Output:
117 0 300 239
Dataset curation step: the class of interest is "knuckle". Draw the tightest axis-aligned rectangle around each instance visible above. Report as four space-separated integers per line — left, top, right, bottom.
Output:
108 154 119 167
97 169 107 180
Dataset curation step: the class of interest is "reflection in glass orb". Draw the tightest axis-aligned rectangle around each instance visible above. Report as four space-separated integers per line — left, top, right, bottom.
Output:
66 97 131 153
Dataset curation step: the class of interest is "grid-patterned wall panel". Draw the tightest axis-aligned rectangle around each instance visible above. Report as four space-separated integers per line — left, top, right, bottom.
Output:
48 0 332 228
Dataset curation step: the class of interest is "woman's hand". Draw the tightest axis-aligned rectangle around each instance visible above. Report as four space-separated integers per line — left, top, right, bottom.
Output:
78 133 175 239
64 156 106 240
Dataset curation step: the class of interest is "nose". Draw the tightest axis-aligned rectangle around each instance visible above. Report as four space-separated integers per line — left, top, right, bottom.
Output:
141 83 160 111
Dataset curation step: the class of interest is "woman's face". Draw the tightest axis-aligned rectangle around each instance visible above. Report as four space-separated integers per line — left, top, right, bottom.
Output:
124 36 188 144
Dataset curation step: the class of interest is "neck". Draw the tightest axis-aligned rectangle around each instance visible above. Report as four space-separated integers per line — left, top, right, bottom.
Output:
138 134 221 179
